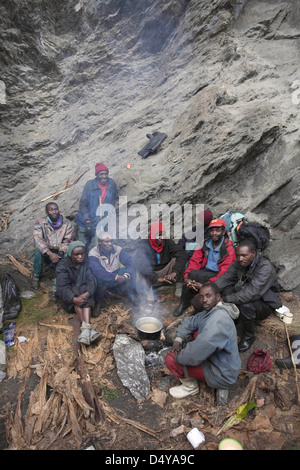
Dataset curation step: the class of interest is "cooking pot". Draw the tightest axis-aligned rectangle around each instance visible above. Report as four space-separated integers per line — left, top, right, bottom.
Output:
135 316 163 340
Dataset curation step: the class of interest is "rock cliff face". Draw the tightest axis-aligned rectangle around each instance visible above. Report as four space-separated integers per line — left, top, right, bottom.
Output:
0 0 300 292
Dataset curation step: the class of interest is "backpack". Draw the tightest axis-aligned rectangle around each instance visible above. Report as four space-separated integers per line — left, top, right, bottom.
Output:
247 349 271 374
236 221 270 252
1 273 22 321
219 211 246 245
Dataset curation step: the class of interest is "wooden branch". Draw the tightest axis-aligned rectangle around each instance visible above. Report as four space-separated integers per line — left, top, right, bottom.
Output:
38 322 73 332
40 168 90 203
102 403 161 440
17 250 33 268
166 318 182 331
70 168 90 186
6 254 32 277
72 315 103 424
0 209 16 232
285 324 300 404
61 179 69 191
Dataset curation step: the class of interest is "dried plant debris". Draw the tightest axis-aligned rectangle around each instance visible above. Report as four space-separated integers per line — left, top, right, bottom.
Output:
2 295 300 450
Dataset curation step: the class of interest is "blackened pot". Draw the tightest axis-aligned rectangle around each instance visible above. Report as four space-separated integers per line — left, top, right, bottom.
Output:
135 316 163 341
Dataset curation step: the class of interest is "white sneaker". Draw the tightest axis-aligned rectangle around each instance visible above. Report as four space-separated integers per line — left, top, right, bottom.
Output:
169 378 199 399
78 321 91 345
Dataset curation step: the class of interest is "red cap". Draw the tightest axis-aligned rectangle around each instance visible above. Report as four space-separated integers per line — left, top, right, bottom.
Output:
95 163 109 175
208 218 226 229
149 221 166 239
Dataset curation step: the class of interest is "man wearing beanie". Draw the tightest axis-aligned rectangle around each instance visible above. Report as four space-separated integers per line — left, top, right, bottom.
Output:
173 218 236 317
75 163 118 249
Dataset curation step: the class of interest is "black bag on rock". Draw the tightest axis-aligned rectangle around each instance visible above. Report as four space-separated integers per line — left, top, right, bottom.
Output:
1 273 22 321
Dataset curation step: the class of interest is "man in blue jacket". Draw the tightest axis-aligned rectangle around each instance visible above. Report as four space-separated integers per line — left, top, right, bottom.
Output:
89 233 139 316
165 283 241 404
75 163 118 250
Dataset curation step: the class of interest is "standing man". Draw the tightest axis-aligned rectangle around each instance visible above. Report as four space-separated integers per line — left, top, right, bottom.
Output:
173 218 236 317
75 163 118 250
165 283 240 404
32 202 74 289
214 239 282 352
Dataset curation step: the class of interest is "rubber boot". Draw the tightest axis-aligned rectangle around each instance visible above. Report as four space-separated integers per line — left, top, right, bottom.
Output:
169 377 199 398
175 282 183 297
92 302 101 318
275 334 300 372
238 320 256 352
173 290 192 317
32 277 40 290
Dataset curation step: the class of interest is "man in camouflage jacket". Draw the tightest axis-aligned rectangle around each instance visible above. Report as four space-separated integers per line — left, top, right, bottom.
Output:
32 202 74 289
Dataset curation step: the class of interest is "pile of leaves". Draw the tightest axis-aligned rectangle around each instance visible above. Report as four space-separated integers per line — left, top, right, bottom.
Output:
2 291 300 450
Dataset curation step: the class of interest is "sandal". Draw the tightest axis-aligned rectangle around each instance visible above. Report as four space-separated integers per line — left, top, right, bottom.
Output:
90 329 101 343
78 322 91 345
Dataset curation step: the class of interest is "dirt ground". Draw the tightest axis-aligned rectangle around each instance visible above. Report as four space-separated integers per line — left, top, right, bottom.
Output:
1 270 300 451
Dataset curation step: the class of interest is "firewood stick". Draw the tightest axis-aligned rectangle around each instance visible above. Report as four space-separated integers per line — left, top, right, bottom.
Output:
38 322 73 332
165 311 192 331
102 403 161 439
40 187 72 202
285 323 300 404
6 254 32 277
61 179 69 191
40 168 89 202
70 167 89 186
72 315 103 424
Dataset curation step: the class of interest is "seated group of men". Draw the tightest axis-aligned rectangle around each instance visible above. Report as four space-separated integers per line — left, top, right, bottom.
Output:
32 162 282 403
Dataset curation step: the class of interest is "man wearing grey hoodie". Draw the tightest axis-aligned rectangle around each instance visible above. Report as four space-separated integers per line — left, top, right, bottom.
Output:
165 283 241 404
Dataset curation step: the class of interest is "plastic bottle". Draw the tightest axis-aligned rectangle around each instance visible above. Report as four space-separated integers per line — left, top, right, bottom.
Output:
0 340 6 382
0 284 3 330
3 322 16 347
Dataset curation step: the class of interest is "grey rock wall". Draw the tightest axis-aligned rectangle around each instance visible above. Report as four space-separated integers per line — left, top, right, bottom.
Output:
0 0 299 292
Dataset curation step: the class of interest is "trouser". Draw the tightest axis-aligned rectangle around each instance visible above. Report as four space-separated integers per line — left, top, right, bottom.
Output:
33 250 62 278
76 224 98 252
165 331 206 381
95 267 138 303
182 268 218 303
238 300 274 321
153 258 181 284
222 287 275 321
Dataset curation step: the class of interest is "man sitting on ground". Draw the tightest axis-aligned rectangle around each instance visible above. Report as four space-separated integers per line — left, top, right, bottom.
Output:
55 241 100 345
75 162 118 250
173 218 236 317
135 221 188 308
213 239 282 352
32 202 74 289
89 232 139 316
165 283 240 405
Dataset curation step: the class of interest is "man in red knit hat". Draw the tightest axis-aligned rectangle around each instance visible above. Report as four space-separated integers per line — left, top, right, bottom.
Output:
75 163 118 250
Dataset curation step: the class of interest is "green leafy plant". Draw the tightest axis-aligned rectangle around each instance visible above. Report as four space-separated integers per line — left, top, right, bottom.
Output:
216 401 258 436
